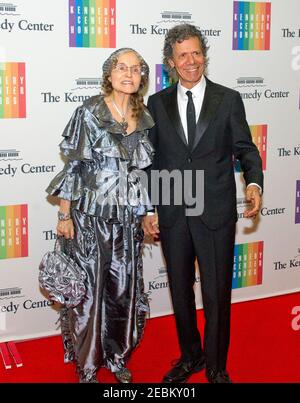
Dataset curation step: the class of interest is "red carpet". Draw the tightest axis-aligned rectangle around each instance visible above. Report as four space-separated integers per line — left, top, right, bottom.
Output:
0 292 299 383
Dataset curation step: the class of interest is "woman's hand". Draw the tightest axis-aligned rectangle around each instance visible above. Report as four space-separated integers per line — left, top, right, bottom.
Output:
142 214 160 238
57 219 75 239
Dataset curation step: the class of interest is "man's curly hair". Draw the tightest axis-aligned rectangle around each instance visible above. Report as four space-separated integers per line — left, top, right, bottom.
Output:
163 24 209 79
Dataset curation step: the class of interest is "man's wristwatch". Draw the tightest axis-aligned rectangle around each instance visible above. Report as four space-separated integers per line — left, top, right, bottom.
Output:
58 211 71 221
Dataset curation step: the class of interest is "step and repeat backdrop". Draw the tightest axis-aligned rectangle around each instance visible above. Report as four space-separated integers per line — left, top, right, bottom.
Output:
0 0 299 342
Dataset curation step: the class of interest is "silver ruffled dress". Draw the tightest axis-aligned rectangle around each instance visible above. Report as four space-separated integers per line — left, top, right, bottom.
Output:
46 95 155 379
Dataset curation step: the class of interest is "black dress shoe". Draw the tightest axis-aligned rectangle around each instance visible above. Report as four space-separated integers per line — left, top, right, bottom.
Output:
206 368 232 383
163 356 206 383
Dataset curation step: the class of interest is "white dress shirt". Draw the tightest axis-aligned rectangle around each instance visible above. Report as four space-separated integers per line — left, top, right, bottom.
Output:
177 76 261 194
177 75 206 143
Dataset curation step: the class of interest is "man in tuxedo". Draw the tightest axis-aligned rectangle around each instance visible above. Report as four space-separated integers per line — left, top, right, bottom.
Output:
143 24 263 383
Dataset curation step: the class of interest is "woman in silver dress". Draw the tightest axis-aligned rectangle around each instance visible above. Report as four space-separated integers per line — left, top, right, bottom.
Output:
46 48 154 383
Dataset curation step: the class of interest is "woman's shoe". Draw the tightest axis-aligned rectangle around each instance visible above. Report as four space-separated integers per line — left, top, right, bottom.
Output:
78 367 99 383
79 375 99 383
114 367 132 383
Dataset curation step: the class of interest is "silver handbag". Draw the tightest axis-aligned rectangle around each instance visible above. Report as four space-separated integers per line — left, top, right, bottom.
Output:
39 237 86 308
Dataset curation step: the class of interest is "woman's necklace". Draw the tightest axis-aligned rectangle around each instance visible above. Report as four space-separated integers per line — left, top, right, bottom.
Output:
111 97 129 134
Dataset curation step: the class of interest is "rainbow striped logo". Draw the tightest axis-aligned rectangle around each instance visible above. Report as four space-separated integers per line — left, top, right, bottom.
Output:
0 205 28 260
155 64 176 92
235 124 267 172
250 124 267 170
233 1 271 50
69 0 116 48
232 241 263 289
296 181 300 224
0 63 26 119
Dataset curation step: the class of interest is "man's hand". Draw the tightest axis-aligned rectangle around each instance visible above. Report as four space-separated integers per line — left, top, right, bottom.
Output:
142 214 160 238
244 185 262 219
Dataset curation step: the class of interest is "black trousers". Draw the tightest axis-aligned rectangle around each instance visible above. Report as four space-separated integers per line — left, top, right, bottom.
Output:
159 214 236 371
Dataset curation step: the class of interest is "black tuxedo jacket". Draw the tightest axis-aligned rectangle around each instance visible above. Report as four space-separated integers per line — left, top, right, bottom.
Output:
146 77 263 230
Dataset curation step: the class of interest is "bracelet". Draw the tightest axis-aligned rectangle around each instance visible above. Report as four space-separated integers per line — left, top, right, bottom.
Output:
58 211 71 221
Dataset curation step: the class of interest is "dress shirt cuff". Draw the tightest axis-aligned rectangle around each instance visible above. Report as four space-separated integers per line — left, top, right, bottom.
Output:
247 183 262 195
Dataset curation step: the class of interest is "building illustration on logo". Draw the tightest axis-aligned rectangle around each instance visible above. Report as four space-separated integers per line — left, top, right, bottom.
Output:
156 266 167 278
156 64 176 92
75 77 101 87
235 76 265 87
0 149 21 160
0 62 26 118
232 241 263 289
70 77 102 92
296 180 300 224
69 0 116 48
0 205 28 259
235 124 267 171
233 1 271 50
0 2 18 14
68 77 102 101
0 287 22 299
159 10 192 21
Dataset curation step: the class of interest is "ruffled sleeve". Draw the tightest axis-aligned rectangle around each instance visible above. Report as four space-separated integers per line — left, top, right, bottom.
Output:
46 159 83 201
131 134 155 169
46 106 90 201
59 106 93 161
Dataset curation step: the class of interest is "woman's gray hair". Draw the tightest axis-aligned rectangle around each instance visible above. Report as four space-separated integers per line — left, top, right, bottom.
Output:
163 24 209 78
